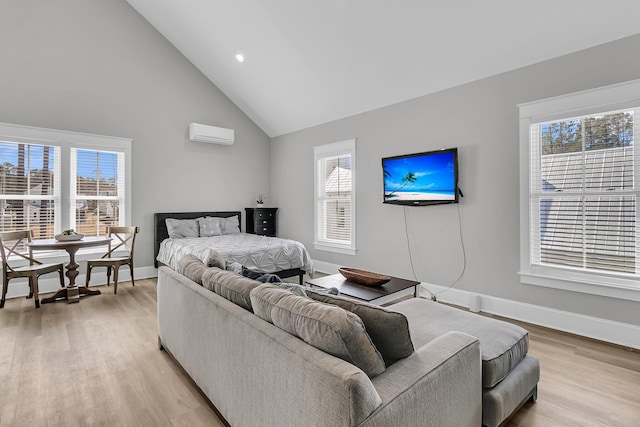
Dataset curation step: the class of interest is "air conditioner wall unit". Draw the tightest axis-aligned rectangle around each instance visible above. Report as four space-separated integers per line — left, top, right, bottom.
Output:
188 123 235 145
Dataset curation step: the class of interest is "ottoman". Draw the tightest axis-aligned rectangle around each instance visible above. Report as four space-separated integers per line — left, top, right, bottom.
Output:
391 298 540 427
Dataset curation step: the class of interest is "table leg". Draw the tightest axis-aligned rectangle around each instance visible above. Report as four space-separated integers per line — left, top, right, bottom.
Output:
65 246 81 303
41 246 101 304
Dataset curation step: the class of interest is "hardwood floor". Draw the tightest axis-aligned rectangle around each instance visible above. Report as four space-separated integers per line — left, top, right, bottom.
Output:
502 317 640 427
0 278 638 426
0 279 224 427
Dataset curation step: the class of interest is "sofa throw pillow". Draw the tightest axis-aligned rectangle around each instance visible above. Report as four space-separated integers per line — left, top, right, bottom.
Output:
176 254 208 285
202 267 262 311
166 218 199 238
250 284 386 378
221 216 240 234
198 217 223 237
307 290 414 366
205 250 225 269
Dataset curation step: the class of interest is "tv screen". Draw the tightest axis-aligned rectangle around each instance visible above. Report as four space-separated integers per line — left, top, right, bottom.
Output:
382 148 459 206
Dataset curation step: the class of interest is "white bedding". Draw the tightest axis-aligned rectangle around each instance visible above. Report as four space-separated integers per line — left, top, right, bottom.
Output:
156 233 314 275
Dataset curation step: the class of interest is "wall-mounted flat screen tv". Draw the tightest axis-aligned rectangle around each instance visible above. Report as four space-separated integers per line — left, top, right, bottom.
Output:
382 148 459 206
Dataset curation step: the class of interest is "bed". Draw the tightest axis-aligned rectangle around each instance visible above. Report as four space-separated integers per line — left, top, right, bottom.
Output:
154 211 313 285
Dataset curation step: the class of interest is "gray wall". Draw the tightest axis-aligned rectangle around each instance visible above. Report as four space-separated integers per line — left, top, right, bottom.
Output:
0 0 270 268
271 34 640 326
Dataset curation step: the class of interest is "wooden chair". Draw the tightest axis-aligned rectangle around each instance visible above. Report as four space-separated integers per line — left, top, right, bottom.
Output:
0 230 65 309
85 226 139 294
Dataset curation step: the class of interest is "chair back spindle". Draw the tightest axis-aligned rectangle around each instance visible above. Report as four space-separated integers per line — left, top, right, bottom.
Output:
85 226 139 294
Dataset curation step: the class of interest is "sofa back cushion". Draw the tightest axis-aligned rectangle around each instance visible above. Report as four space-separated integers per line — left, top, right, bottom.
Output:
250 283 386 378
204 249 225 269
176 254 208 285
202 267 261 311
307 290 414 366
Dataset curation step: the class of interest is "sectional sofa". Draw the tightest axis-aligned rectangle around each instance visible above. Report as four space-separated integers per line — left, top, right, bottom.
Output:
157 257 538 426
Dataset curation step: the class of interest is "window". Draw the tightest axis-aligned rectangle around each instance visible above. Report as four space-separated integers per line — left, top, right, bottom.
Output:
0 141 60 240
314 139 356 255
72 149 126 236
519 80 640 301
0 123 131 240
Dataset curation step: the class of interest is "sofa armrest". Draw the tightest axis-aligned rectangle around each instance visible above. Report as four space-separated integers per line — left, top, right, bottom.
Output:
362 331 482 427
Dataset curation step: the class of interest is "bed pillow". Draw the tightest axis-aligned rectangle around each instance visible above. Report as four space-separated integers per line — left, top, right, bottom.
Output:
176 254 208 285
221 216 240 234
250 283 386 378
306 290 414 366
166 218 199 238
198 217 223 237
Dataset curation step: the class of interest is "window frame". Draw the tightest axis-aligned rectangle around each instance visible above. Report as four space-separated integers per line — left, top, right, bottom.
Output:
0 141 61 238
0 122 132 244
313 138 356 255
71 148 127 236
518 79 640 302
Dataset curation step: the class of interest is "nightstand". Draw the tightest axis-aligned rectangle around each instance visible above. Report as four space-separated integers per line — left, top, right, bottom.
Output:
245 207 278 237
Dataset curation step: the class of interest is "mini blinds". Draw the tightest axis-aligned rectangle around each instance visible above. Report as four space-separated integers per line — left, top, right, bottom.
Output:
318 154 353 244
0 141 61 240
314 138 356 254
71 148 125 237
530 109 639 276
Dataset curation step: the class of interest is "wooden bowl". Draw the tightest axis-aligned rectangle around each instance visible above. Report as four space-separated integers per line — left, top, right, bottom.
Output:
338 267 391 287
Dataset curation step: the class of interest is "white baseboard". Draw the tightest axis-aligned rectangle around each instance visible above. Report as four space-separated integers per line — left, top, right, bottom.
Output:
312 260 342 275
314 261 640 350
8 259 639 350
4 265 159 299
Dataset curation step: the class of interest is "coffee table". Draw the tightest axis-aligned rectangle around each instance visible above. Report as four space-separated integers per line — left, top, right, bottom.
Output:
306 273 420 306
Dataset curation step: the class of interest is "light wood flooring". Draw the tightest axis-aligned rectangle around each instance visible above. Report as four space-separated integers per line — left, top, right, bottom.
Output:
0 278 638 427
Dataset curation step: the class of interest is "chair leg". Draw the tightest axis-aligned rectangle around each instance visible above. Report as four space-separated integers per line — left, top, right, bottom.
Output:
0 278 8 308
113 266 119 295
106 266 111 287
129 262 135 287
27 277 33 299
59 266 65 287
85 264 92 287
32 275 40 309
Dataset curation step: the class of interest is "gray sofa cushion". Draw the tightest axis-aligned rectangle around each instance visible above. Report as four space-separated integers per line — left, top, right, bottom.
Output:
250 283 386 378
202 267 262 311
391 298 529 388
204 249 225 269
176 254 208 285
307 289 414 366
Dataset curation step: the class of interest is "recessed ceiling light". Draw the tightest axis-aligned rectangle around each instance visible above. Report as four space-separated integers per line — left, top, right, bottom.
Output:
235 53 244 63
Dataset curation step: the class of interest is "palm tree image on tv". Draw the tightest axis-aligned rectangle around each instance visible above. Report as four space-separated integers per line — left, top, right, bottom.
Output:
384 171 417 198
383 151 456 202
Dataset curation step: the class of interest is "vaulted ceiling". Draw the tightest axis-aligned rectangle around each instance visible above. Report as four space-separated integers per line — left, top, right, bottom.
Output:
127 1 640 137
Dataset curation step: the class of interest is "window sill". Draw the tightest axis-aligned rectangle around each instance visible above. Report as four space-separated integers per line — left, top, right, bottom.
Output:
519 270 640 302
313 242 356 256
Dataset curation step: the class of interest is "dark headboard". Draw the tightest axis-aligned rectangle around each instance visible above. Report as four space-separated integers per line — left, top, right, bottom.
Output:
153 211 241 268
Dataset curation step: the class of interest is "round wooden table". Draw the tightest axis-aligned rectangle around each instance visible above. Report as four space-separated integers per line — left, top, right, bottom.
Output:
28 236 111 304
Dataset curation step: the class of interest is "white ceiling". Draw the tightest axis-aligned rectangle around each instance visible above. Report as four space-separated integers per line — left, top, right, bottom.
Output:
127 0 640 137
